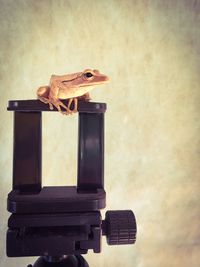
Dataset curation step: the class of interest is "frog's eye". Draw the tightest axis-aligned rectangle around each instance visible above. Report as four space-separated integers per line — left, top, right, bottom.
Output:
84 72 94 79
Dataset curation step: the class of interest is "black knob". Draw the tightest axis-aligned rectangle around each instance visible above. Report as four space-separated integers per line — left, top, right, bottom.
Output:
102 210 137 245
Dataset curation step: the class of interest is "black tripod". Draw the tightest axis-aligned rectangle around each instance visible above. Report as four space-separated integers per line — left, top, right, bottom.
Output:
6 99 137 267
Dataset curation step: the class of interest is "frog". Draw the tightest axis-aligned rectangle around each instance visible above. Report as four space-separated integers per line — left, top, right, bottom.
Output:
37 69 109 114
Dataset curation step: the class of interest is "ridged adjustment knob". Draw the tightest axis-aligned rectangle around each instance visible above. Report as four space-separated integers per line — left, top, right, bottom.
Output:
103 210 137 245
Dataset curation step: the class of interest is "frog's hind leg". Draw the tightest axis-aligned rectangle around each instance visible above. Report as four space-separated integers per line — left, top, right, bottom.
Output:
37 86 54 110
38 96 54 110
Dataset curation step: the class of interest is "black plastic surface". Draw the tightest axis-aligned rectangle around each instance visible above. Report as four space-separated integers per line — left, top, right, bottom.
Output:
8 186 106 214
13 111 42 192
7 212 101 257
6 99 137 264
8 99 106 113
32 255 89 267
103 210 137 245
8 212 101 228
78 113 104 192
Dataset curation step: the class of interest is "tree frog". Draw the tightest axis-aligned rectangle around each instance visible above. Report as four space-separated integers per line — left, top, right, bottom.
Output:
37 69 109 114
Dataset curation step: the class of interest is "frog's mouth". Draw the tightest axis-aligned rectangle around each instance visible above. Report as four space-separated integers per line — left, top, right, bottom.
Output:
81 76 110 87
81 81 109 87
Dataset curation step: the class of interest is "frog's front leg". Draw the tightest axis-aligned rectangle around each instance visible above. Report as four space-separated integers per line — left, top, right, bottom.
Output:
78 92 91 102
67 98 78 113
66 93 90 113
67 93 90 113
53 99 73 114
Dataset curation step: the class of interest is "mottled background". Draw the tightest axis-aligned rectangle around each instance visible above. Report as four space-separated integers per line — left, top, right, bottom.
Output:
0 0 200 266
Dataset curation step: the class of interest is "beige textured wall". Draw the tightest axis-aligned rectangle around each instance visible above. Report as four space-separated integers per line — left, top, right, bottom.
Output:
0 0 200 266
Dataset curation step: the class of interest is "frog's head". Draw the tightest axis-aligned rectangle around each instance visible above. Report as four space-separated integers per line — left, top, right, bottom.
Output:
72 69 109 88
82 69 109 86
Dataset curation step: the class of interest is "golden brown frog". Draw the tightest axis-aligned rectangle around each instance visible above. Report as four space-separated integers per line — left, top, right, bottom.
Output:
37 69 109 114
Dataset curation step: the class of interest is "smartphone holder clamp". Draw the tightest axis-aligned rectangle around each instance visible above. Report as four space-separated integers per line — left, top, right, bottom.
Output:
6 99 137 267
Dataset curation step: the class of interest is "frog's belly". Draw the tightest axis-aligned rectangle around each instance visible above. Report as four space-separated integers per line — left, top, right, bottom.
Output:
58 86 93 99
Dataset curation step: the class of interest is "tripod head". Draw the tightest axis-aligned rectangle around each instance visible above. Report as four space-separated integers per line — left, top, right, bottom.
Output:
6 100 137 267
29 255 89 267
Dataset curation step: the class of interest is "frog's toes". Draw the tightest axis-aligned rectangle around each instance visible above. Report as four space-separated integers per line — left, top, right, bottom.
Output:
61 110 72 116
49 103 54 110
